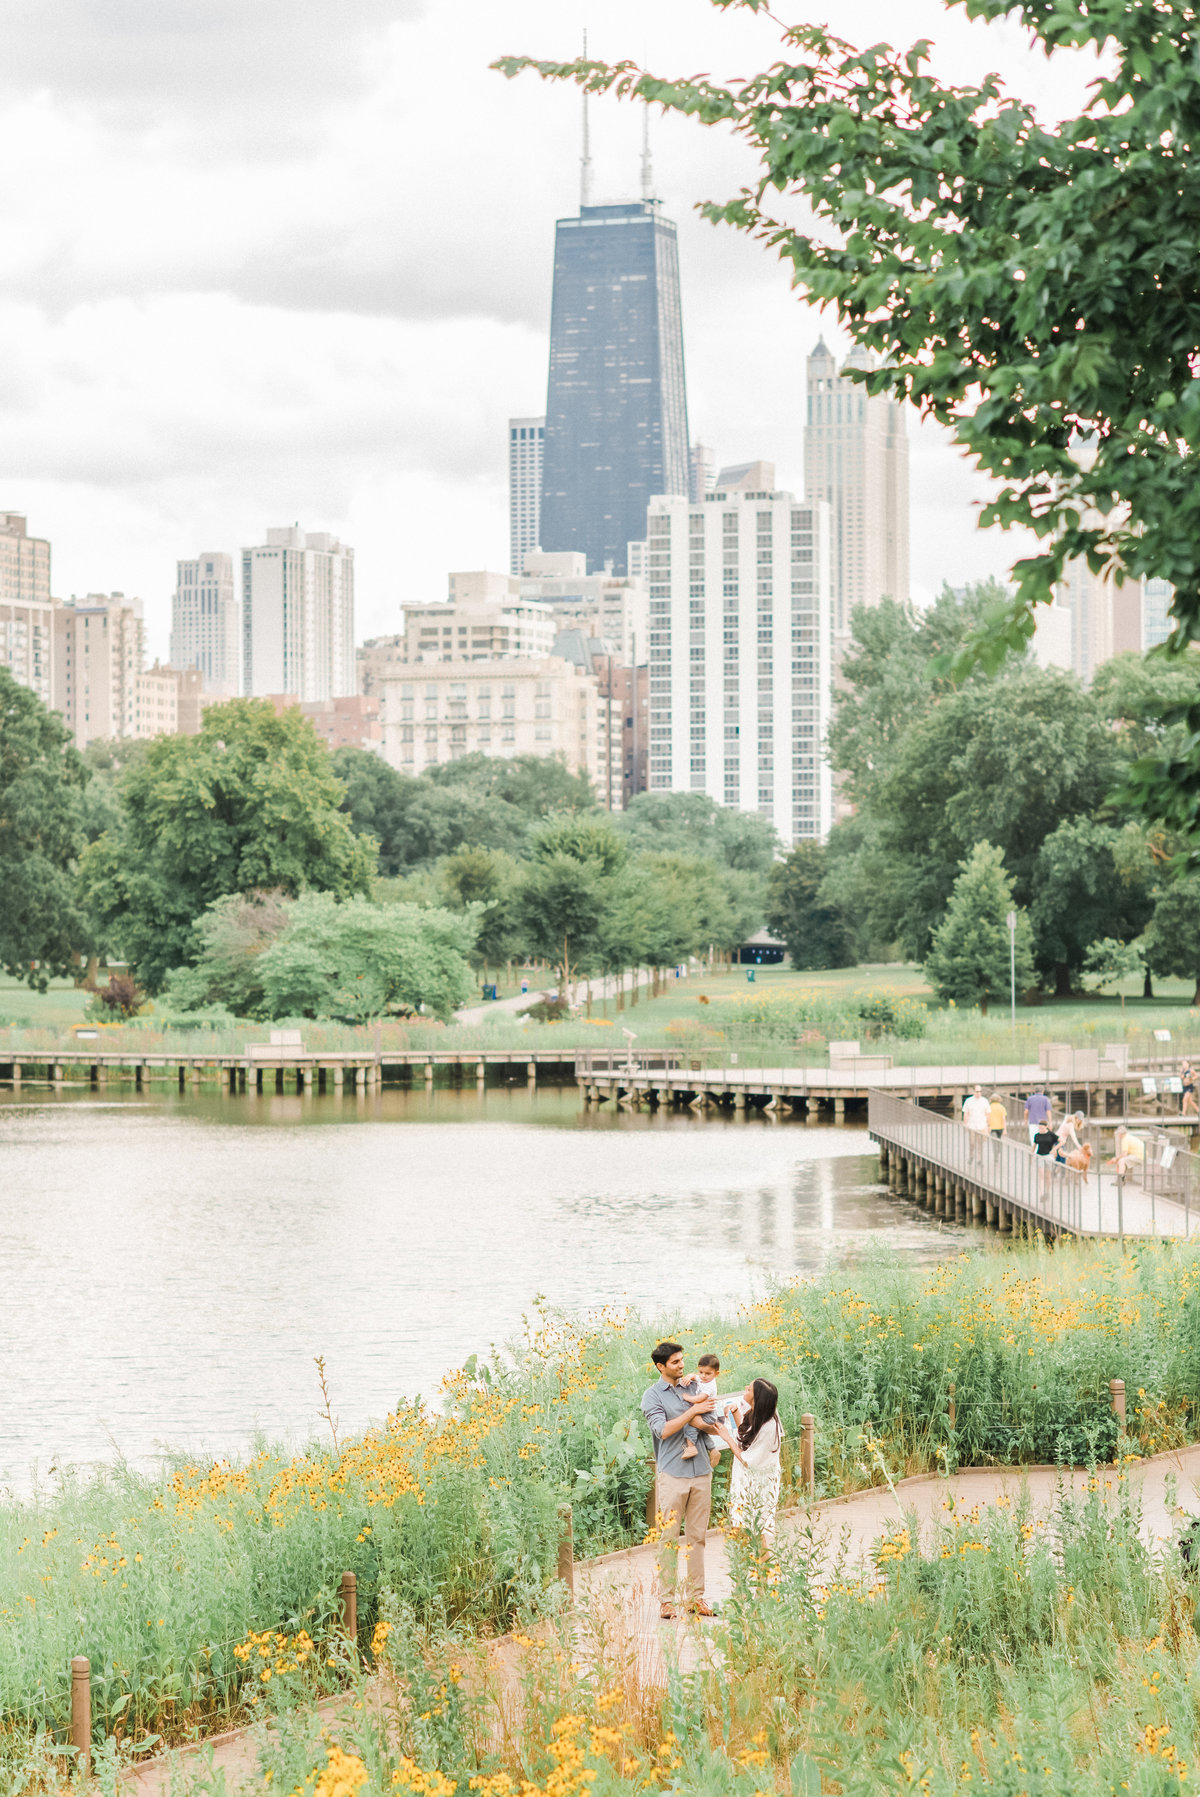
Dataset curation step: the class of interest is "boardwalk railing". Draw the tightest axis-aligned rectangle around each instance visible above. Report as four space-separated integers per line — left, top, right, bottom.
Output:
869 1089 1089 1236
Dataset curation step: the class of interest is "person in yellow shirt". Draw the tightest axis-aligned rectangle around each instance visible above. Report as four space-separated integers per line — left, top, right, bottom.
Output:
987 1094 1008 1139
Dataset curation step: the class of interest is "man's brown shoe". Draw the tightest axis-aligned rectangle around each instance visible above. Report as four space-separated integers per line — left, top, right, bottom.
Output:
659 1602 676 1620
689 1600 716 1618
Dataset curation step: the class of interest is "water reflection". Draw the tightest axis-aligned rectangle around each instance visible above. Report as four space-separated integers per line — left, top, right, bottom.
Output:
0 1085 966 1482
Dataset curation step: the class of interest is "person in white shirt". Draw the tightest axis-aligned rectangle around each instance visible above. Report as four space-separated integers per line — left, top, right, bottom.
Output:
962 1085 990 1163
728 1378 784 1546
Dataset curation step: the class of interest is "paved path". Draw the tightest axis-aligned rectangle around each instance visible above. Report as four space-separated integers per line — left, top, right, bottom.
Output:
454 967 658 1027
122 1443 1200 1794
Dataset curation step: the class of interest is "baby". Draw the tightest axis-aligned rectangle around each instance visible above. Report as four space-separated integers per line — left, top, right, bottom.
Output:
678 1353 743 1460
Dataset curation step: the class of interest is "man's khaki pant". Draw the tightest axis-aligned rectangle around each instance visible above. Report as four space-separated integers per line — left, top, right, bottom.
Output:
655 1470 712 1604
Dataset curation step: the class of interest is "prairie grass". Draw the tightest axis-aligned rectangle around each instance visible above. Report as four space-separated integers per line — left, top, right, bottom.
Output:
4 1243 1200 1785
69 1475 1200 1796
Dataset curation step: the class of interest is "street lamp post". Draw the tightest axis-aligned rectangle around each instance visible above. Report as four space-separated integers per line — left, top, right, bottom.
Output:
1007 910 1017 1046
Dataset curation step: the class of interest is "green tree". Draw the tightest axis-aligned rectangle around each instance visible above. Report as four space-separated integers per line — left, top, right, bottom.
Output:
615 791 779 872
505 8 1200 829
828 584 1019 811
163 889 292 1017
518 854 608 994
765 842 854 971
528 810 626 876
438 845 524 970
874 666 1121 958
80 700 375 991
252 894 476 1022
1081 938 1145 1010
924 843 1034 1014
1143 878 1200 1005
0 670 87 989
428 751 594 817
1029 819 1156 997
331 748 420 878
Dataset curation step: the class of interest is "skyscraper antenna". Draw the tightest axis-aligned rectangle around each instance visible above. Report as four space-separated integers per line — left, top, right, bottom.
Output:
640 97 654 201
580 30 593 209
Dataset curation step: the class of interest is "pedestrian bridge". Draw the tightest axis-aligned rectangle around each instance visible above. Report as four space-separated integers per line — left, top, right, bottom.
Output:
868 1090 1198 1241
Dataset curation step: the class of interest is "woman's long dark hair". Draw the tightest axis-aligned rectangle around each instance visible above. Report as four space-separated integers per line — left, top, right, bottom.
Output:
738 1378 780 1452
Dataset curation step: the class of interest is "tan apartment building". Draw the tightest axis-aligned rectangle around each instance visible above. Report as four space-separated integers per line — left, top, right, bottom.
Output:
0 511 55 708
53 596 202 745
378 656 597 783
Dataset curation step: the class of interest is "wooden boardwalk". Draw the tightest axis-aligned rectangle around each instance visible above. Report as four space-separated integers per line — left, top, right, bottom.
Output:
0 1047 579 1093
869 1089 1197 1240
576 1051 1169 1121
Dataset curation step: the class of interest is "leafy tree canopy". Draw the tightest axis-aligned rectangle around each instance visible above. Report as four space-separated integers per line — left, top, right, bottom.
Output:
333 749 596 874
81 700 375 991
502 3 1200 833
253 894 476 1023
1029 819 1156 994
765 842 854 971
615 790 779 872
873 665 1121 957
828 583 1019 811
0 670 87 989
1144 876 1200 1005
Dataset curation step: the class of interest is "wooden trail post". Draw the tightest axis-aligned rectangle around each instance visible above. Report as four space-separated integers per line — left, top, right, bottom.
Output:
800 1414 815 1499
948 1382 957 1431
339 1571 357 1651
70 1656 91 1777
1110 1378 1126 1427
557 1504 575 1597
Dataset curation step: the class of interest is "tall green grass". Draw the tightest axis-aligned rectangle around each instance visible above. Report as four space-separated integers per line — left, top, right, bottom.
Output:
3 1243 1200 1783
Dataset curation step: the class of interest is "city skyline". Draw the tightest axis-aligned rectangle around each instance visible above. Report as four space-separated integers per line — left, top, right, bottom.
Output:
0 0 1106 662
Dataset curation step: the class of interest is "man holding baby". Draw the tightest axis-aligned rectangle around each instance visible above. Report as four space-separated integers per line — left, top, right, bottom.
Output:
640 1340 729 1619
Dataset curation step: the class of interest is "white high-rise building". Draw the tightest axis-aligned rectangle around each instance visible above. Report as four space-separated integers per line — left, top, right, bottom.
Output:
171 551 240 696
242 527 354 700
0 512 55 707
509 416 544 575
805 340 909 637
640 485 835 844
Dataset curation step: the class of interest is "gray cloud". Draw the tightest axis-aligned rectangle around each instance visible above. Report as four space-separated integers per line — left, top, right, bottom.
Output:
2 0 420 124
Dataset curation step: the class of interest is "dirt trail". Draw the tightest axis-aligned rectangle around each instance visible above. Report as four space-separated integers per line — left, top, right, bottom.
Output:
123 1444 1200 1794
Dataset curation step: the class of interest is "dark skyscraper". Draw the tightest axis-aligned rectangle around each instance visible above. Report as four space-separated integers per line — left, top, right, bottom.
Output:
540 199 690 575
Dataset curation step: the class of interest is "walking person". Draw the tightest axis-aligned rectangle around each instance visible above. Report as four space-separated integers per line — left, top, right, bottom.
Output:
1182 1060 1198 1118
963 1085 990 1165
641 1341 719 1620
987 1092 1007 1164
1033 1116 1059 1197
1024 1087 1052 1145
728 1378 784 1548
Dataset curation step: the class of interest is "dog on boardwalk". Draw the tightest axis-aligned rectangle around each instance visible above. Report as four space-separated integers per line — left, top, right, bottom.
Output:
1063 1143 1093 1177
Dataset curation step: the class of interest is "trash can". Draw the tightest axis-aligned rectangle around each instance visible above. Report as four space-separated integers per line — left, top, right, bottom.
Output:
482 984 498 1001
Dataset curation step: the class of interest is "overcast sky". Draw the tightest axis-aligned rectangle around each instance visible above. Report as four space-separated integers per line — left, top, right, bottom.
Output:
0 0 1103 658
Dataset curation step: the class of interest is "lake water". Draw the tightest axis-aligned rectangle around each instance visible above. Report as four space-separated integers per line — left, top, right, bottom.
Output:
0 1085 965 1484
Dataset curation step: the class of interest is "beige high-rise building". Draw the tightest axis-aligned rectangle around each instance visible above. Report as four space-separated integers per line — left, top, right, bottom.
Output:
398 594 556 665
0 512 55 707
53 596 191 746
379 656 597 783
804 341 909 636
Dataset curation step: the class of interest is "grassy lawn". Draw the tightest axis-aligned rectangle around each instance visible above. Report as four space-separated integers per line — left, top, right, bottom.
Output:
4 962 1199 1063
0 975 91 1031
